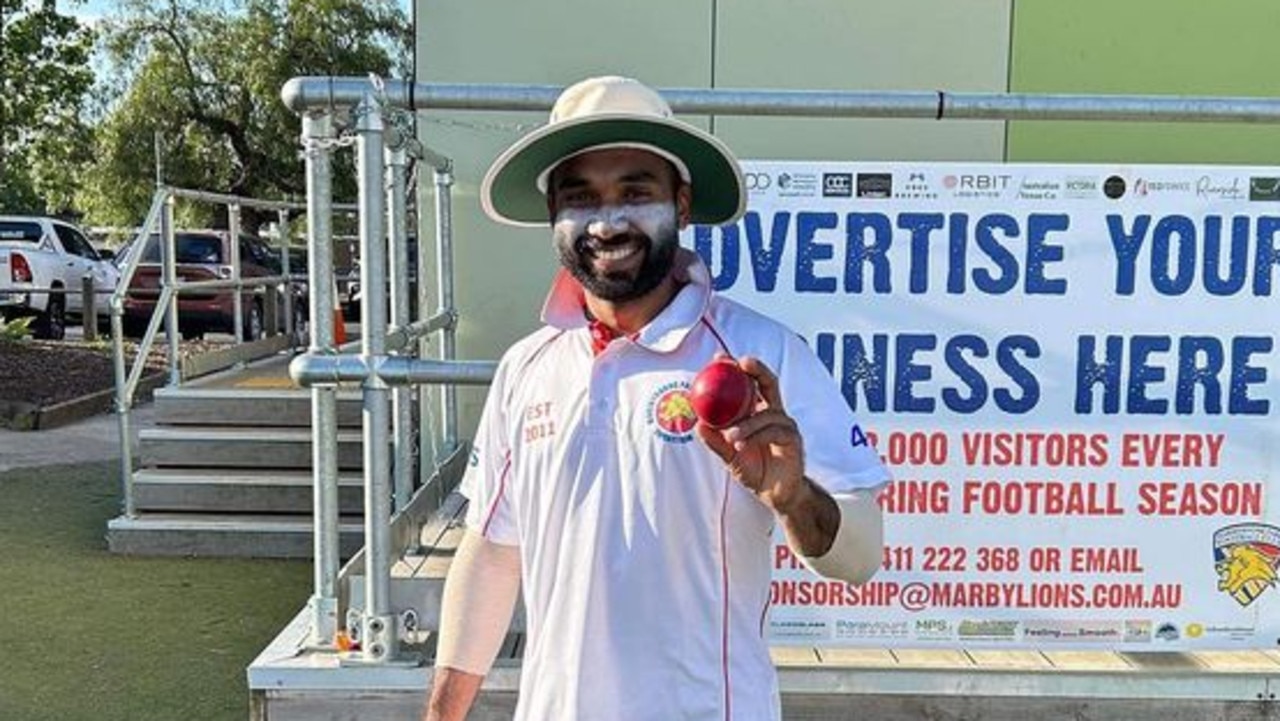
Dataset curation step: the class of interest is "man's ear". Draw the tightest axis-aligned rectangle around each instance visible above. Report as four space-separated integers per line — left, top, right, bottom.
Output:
676 184 693 229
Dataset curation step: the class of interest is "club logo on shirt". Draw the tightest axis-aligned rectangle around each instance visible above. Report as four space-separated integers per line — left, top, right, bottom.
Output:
647 380 697 444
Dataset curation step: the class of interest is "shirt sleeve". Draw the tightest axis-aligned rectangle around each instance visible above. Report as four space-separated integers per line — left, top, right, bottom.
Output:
776 331 891 494
460 353 520 546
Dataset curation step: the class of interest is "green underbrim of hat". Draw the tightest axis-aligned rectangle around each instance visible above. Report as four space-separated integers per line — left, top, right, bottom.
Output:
485 118 743 226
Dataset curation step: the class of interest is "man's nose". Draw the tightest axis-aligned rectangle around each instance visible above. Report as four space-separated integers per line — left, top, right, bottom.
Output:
587 209 630 238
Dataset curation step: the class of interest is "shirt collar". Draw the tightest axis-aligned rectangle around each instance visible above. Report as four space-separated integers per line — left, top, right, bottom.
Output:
540 248 712 354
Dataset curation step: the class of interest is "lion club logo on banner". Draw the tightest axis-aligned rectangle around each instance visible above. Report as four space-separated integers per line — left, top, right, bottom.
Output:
647 380 697 443
1213 523 1280 607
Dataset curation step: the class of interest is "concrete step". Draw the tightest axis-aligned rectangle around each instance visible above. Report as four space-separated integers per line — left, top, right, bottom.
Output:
107 512 365 558
153 387 364 427
140 426 372 470
131 468 366 514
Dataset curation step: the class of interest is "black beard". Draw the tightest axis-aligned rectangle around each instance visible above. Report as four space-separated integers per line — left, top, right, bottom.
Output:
554 225 679 303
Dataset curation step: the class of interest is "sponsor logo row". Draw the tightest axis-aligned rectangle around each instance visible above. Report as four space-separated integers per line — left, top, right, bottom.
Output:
743 170 1280 202
771 617 1259 643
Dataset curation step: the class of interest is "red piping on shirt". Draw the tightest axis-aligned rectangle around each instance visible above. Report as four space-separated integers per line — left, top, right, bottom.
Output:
720 475 732 721
700 316 734 359
481 451 512 539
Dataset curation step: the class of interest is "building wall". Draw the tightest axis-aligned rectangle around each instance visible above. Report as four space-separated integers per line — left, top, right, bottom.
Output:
1007 0 1280 163
413 0 1012 433
411 1 1280 433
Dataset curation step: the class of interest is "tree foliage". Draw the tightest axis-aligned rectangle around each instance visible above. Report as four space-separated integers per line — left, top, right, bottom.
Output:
0 0 96 215
81 0 410 230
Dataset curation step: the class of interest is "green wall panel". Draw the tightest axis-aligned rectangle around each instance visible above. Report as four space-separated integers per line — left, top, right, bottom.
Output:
1008 0 1280 163
416 0 715 433
715 0 1011 161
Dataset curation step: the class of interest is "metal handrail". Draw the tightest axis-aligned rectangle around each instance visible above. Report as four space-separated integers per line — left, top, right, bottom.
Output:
384 311 453 353
282 77 1280 123
0 287 117 295
173 274 296 291
167 185 359 213
111 185 342 517
111 189 168 516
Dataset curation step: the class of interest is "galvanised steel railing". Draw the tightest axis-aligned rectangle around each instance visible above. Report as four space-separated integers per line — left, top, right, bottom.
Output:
283 76 1280 666
109 186 350 518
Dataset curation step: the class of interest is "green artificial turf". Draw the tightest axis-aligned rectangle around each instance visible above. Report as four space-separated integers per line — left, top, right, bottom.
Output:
0 462 312 721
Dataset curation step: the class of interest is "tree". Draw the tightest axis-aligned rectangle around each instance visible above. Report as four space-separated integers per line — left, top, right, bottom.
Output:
0 0 96 215
80 0 410 230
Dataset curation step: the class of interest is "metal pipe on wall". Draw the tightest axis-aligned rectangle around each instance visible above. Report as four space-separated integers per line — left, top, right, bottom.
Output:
283 78 1280 124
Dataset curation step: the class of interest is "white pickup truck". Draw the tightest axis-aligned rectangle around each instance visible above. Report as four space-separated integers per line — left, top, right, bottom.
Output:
0 215 120 339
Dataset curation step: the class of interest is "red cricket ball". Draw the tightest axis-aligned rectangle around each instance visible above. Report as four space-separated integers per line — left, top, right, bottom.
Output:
689 358 757 429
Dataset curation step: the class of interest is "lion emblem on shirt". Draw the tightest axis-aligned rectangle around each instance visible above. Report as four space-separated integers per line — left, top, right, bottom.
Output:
647 380 697 443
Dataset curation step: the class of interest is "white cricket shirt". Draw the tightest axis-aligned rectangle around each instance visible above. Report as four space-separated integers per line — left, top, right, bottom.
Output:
461 250 889 721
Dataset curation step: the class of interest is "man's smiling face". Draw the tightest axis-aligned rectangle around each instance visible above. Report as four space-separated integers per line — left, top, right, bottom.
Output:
547 148 691 304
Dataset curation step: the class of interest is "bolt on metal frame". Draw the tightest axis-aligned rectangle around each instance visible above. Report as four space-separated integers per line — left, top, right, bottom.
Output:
282 76 1280 666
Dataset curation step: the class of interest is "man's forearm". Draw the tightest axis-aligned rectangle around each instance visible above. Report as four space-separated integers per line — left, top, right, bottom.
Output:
775 480 884 585
773 477 840 557
422 530 522 721
424 667 485 721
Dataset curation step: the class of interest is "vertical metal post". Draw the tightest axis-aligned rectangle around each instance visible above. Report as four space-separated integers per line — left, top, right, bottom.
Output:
386 144 413 511
278 209 295 342
82 274 97 342
434 167 458 454
111 296 135 517
162 193 180 386
113 189 166 519
417 175 434 497
355 95 398 663
303 113 340 647
229 203 244 343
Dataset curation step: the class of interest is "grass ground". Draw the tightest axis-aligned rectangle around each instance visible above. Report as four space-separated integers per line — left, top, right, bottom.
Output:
0 461 312 721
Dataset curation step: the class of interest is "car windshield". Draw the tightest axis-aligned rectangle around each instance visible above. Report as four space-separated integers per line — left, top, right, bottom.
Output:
0 221 44 243
141 234 225 264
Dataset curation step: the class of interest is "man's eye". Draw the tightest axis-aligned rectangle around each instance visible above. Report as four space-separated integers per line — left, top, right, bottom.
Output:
561 192 595 206
623 187 654 201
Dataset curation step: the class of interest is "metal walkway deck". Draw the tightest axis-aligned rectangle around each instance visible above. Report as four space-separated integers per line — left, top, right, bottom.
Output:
249 492 1280 721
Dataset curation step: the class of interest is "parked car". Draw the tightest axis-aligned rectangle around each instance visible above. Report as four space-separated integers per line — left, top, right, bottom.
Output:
121 230 307 340
0 215 120 339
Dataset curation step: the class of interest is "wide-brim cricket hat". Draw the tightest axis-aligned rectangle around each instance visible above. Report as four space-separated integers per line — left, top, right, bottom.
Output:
480 76 746 228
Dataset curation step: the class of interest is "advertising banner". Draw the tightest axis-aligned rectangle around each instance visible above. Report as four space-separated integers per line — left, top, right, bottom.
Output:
691 162 1280 649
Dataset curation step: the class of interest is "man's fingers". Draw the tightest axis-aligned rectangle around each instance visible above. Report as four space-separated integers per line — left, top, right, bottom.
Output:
738 356 784 410
695 421 736 462
736 424 802 452
723 409 796 446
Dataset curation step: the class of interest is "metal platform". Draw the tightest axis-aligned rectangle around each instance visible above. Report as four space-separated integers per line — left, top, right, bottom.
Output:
249 491 1280 721
250 621 1280 721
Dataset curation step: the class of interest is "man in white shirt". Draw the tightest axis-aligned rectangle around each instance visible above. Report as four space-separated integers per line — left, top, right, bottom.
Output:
423 75 890 721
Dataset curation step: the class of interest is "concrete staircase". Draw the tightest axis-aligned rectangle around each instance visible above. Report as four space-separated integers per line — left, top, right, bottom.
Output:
107 374 378 558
